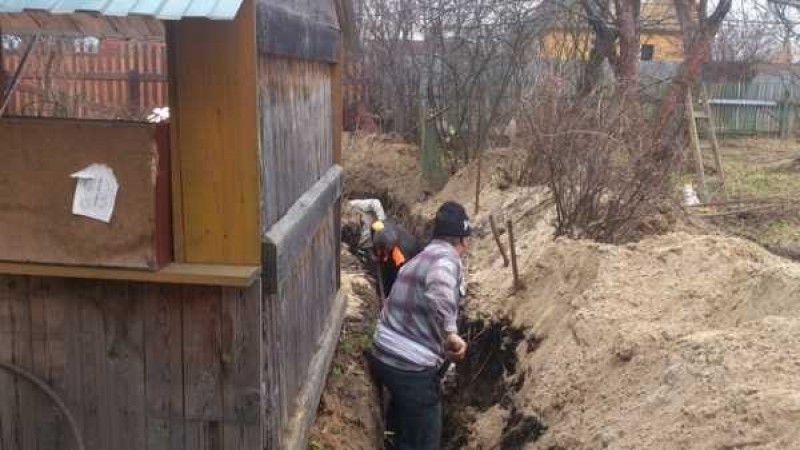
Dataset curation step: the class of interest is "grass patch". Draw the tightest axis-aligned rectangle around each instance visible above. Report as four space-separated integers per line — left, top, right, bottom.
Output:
725 161 800 199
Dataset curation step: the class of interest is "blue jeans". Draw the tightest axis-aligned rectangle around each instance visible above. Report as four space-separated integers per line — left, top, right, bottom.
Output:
368 353 442 450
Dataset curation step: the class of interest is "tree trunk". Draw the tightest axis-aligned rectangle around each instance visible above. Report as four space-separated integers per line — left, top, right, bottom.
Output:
616 0 641 94
654 0 732 140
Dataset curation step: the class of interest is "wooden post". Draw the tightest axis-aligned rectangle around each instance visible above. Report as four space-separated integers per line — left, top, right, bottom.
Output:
333 47 344 288
0 24 6 96
474 150 483 214
686 88 707 201
506 219 521 291
489 215 509 267
127 70 141 115
700 84 726 195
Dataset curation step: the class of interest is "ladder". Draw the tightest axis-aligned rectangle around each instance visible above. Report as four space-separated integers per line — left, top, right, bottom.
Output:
686 85 726 201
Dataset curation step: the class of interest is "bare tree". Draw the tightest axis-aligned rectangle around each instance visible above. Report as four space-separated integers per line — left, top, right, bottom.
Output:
712 2 784 63
654 0 733 139
355 0 545 162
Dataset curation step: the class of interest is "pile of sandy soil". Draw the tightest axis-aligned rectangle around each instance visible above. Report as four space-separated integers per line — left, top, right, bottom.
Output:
308 250 383 450
427 166 800 449
342 133 428 207
335 134 800 449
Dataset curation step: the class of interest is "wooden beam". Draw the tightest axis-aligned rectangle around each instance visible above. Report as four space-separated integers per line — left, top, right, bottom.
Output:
255 2 341 63
686 89 707 200
0 262 261 288
168 0 261 265
263 165 343 294
332 50 344 164
332 48 345 290
701 84 726 192
166 24 185 263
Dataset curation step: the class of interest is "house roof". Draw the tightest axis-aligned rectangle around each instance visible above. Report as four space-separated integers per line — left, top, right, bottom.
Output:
0 0 244 20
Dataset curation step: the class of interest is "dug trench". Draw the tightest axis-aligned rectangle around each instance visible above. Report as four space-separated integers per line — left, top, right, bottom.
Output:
336 192 548 450
442 318 546 450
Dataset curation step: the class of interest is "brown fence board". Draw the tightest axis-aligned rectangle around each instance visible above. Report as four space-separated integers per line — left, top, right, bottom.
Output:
142 283 185 450
0 277 265 450
222 283 264 450
1 37 167 120
182 285 224 450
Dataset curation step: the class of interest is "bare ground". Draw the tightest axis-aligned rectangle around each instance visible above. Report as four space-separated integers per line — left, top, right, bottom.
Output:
307 250 382 450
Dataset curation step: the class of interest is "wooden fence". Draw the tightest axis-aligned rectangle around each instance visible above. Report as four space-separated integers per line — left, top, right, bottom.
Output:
1 36 167 119
707 80 799 137
258 55 344 450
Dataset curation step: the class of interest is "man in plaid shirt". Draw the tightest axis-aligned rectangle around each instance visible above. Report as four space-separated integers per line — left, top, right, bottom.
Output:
369 201 471 450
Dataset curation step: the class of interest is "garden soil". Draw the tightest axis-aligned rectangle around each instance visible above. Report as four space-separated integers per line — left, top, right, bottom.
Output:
317 135 800 450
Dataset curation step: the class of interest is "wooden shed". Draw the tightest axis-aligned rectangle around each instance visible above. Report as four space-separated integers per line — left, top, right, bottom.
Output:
0 1 353 449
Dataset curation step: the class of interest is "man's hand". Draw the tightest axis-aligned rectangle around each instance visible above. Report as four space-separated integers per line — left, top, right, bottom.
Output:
445 333 467 362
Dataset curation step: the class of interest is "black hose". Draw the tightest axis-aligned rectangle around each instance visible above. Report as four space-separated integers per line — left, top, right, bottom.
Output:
0 361 86 450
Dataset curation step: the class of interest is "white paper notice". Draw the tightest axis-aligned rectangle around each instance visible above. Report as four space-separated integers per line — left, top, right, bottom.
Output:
70 164 119 223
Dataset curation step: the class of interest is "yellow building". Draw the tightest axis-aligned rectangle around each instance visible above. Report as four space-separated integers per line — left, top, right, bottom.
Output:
541 0 683 62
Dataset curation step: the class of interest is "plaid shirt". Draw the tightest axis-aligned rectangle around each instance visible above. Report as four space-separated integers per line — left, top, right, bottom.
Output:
372 240 462 371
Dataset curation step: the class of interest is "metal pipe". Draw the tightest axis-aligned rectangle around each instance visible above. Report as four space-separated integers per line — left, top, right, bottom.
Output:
0 361 86 450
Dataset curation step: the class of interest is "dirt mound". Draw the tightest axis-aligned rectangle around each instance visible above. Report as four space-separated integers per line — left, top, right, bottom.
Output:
336 134 800 450
462 229 800 449
342 133 428 208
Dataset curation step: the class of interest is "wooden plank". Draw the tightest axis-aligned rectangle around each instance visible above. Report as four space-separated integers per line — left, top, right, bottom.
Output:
0 276 19 450
701 84 726 192
78 281 111 450
142 283 185 450
255 2 341 63
102 282 147 450
332 52 344 165
263 165 343 293
282 289 346 450
29 277 71 450
0 262 261 288
221 282 263 450
258 56 335 229
61 278 84 450
168 0 261 265
182 285 224 450
263 288 280 449
166 24 186 263
7 277 42 450
686 89 707 200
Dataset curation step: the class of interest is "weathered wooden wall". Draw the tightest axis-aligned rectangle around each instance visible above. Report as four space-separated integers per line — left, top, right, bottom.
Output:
257 50 341 450
0 277 263 450
259 56 334 231
262 209 338 449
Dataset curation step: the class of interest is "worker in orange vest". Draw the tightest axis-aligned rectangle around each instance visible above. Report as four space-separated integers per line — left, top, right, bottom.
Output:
371 220 421 299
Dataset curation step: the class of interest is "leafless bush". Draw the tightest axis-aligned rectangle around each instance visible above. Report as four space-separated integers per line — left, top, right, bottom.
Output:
519 80 682 243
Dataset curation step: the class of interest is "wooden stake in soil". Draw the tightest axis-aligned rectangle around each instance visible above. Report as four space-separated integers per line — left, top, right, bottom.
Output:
474 150 483 215
489 214 509 267
700 84 725 191
506 219 521 291
686 89 707 200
